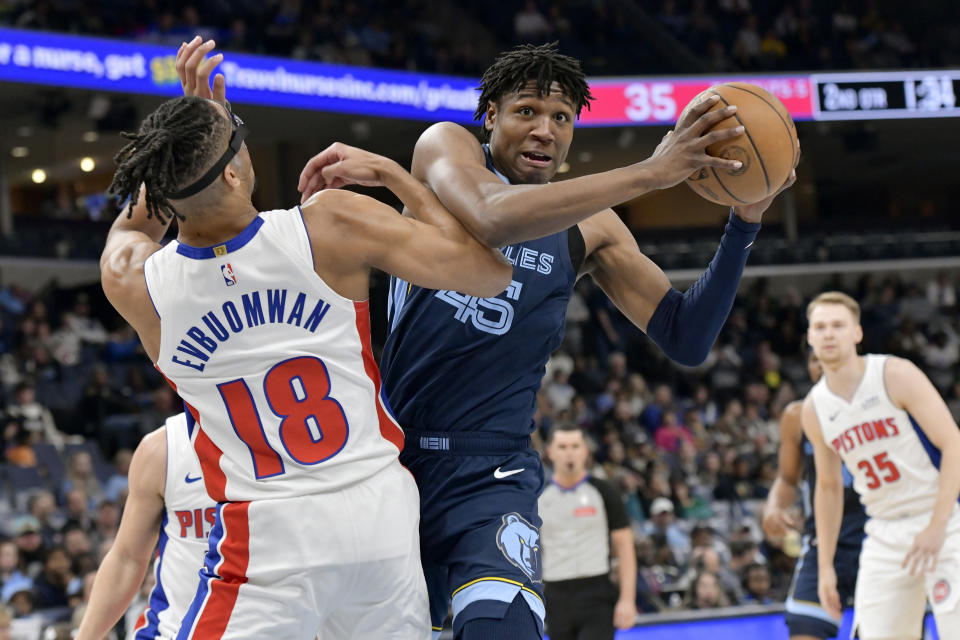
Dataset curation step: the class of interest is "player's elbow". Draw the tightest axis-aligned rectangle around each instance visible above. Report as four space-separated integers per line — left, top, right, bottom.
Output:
661 338 712 368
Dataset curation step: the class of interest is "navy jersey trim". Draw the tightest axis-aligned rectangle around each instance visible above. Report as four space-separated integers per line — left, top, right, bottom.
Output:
175 215 264 259
568 225 585 275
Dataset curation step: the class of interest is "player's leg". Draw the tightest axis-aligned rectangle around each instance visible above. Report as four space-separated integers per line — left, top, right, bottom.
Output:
853 521 927 640
784 535 843 640
400 451 460 638
176 502 326 640
315 462 431 640
925 515 960 640
457 594 542 640
442 450 546 639
543 581 581 640
572 578 616 640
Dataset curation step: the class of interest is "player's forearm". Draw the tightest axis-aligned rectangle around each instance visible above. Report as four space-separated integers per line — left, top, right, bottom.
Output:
930 441 960 528
645 212 760 366
470 163 660 247
76 549 150 640
766 476 798 512
616 538 638 603
814 482 843 571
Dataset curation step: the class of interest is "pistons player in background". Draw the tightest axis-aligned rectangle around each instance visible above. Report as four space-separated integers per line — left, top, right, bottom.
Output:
763 349 866 640
803 291 960 639
76 413 216 640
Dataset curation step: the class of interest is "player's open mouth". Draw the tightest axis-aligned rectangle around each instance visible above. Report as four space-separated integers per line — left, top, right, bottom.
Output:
521 151 552 167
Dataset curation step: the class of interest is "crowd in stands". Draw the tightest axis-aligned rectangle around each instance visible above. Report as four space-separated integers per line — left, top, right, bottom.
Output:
2 0 957 76
0 263 955 635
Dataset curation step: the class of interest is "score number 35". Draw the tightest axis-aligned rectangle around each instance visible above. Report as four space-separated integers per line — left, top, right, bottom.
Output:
625 83 677 123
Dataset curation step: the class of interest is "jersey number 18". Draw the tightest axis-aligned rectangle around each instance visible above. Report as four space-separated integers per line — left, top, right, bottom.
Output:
217 356 349 479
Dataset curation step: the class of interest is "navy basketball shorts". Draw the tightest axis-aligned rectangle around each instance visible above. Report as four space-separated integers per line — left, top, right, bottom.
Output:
785 535 860 639
401 430 546 640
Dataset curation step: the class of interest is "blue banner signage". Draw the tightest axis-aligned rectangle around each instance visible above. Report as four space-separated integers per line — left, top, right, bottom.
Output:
0 27 480 123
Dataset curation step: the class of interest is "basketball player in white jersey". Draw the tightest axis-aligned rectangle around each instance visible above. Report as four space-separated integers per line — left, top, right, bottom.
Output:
76 413 216 640
98 46 511 639
802 291 960 639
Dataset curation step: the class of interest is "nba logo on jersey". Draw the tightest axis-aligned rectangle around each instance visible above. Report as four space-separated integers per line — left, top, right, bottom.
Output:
221 263 237 286
934 579 951 604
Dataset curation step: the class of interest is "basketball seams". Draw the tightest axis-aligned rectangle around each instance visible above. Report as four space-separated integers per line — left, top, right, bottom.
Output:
710 91 771 196
707 167 749 204
721 83 798 169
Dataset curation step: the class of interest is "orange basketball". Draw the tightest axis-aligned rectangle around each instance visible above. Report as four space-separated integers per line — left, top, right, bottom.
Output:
681 82 798 207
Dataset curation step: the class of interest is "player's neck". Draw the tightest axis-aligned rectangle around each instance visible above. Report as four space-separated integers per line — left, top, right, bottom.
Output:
821 354 866 402
177 201 260 247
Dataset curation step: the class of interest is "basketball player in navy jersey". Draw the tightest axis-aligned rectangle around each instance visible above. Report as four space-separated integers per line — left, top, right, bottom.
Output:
300 43 797 639
764 351 866 640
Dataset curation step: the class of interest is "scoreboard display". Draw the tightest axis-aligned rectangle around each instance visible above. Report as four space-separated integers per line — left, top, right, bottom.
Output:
811 71 960 120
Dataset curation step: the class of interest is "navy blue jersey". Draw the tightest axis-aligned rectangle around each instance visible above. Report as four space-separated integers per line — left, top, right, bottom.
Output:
381 145 578 436
800 433 867 547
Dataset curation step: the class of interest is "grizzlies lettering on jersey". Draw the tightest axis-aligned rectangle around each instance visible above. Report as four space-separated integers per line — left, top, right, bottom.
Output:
381 145 578 436
800 432 867 546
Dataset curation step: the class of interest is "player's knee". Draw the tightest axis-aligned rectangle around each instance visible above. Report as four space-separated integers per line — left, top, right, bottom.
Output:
456 594 542 640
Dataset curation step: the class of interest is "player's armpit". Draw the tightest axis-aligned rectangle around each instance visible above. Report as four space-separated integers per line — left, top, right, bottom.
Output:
579 209 671 331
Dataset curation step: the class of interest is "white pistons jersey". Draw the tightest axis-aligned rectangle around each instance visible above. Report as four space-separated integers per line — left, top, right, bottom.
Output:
142 208 404 503
811 354 942 520
131 413 215 640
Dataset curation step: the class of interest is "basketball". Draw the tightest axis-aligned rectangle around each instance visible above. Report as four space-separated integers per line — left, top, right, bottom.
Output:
682 82 799 207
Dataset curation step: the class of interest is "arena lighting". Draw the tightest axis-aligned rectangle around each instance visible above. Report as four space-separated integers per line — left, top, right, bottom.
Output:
0 27 957 125
31 168 46 183
10 146 28 158
80 157 95 172
557 162 571 174
82 131 98 142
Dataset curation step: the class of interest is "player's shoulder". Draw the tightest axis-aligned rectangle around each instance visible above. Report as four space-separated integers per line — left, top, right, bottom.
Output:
800 392 819 425
136 426 168 460
301 189 372 232
414 122 484 163
879 353 919 379
129 426 168 494
779 399 805 436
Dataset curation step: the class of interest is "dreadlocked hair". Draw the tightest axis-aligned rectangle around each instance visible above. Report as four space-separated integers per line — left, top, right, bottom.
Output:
108 96 230 223
473 42 594 139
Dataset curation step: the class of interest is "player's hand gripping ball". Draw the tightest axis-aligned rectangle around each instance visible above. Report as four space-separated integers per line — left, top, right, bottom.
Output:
681 82 799 206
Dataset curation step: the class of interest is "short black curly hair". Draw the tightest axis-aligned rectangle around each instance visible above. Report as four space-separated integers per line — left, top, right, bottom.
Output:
474 42 594 139
108 96 231 222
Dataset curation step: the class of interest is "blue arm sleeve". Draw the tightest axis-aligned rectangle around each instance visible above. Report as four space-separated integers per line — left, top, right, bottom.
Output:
645 210 760 366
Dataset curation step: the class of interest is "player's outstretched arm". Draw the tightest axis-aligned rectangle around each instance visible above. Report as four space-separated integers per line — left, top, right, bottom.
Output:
801 397 844 621
300 97 744 248
76 428 166 640
302 188 512 298
885 357 960 575
763 401 804 540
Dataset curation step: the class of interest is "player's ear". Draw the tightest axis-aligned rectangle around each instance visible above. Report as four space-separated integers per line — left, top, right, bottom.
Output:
854 324 864 346
485 101 497 133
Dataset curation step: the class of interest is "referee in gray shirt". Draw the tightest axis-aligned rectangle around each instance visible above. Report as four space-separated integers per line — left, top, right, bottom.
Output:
539 424 638 639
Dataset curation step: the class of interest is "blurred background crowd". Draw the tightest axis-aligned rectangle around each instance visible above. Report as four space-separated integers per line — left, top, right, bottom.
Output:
2 0 957 76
